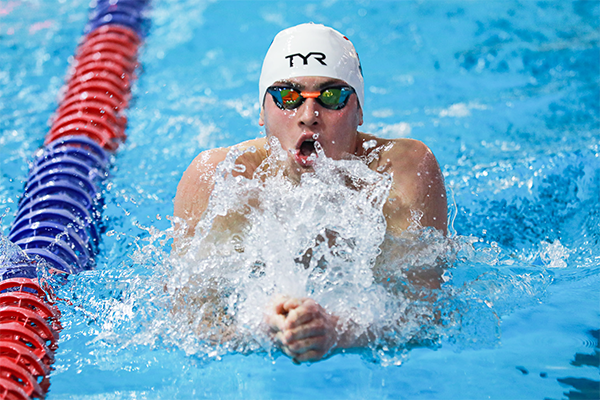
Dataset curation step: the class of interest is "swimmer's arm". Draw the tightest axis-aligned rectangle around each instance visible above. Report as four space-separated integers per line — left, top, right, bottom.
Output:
173 148 228 239
411 144 447 233
374 139 447 293
382 139 448 236
172 139 267 246
379 140 448 284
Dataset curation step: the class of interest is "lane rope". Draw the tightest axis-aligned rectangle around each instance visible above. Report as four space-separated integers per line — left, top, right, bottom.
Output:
0 1 150 398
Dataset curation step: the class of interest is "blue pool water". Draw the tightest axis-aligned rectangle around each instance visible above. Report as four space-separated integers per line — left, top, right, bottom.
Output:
1 1 599 399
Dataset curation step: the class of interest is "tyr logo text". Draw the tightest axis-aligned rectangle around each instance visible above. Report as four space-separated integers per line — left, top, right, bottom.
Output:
285 52 327 67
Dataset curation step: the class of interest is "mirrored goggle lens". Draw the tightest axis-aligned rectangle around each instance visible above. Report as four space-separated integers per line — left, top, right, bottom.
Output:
278 88 303 109
318 88 353 109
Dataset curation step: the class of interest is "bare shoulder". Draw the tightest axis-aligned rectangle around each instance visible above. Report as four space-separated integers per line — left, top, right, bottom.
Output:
385 138 441 182
173 138 267 236
358 133 447 235
173 147 227 235
359 133 438 177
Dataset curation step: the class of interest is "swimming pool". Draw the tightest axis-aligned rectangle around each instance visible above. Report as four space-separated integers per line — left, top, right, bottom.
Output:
1 0 599 399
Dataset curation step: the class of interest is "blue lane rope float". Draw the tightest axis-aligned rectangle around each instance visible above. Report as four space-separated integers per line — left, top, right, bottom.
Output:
0 1 150 398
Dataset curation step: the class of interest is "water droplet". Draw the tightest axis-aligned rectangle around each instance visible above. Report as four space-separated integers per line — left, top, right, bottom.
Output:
362 139 377 150
233 164 246 173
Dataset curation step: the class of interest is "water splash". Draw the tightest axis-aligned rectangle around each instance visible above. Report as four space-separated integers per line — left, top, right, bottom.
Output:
56 140 557 367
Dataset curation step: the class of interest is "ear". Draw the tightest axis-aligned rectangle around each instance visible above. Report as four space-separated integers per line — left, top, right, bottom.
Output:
357 105 363 126
258 108 265 126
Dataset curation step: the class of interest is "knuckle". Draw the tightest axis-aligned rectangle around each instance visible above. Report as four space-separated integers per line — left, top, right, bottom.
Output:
310 319 325 330
288 342 301 352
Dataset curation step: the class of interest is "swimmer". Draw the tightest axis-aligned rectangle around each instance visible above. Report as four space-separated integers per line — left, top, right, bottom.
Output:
173 23 447 363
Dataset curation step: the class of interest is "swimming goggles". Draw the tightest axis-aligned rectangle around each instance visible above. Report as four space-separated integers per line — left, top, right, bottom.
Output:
266 86 356 110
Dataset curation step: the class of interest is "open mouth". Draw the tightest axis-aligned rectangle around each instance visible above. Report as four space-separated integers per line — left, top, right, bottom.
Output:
294 138 318 167
299 139 316 157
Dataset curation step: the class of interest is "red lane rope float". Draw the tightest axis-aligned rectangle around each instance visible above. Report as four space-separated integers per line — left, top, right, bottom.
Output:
68 70 132 94
57 90 124 114
65 76 130 97
0 279 59 399
0 359 44 400
45 24 142 151
0 342 51 382
54 101 127 131
85 24 141 46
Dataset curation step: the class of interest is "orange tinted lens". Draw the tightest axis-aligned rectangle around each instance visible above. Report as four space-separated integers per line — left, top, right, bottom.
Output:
280 89 301 105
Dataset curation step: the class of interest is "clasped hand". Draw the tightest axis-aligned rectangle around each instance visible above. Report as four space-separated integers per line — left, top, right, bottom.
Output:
265 295 339 363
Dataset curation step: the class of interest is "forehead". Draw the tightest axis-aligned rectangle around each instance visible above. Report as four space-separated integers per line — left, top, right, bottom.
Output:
272 76 350 90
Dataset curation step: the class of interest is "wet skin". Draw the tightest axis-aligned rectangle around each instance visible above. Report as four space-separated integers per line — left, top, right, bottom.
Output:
173 76 448 363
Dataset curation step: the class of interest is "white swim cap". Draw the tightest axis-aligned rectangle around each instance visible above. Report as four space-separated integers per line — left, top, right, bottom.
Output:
259 23 364 110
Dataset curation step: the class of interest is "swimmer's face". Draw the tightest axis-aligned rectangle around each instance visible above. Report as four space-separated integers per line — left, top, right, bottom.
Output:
259 76 363 178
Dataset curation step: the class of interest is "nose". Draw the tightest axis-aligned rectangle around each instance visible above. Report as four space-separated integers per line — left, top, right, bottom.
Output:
298 98 320 127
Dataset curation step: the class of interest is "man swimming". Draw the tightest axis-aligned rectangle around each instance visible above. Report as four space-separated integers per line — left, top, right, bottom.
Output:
173 23 447 363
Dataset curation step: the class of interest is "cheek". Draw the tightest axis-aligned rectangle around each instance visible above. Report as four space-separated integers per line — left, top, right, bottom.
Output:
263 111 296 141
265 109 296 129
333 109 358 130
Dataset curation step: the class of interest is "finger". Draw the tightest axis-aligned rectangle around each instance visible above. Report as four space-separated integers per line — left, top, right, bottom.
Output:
266 313 287 333
294 349 326 363
286 336 327 355
279 343 299 359
285 306 317 329
282 297 302 313
274 302 286 315
273 331 288 347
285 320 327 342
272 295 290 315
